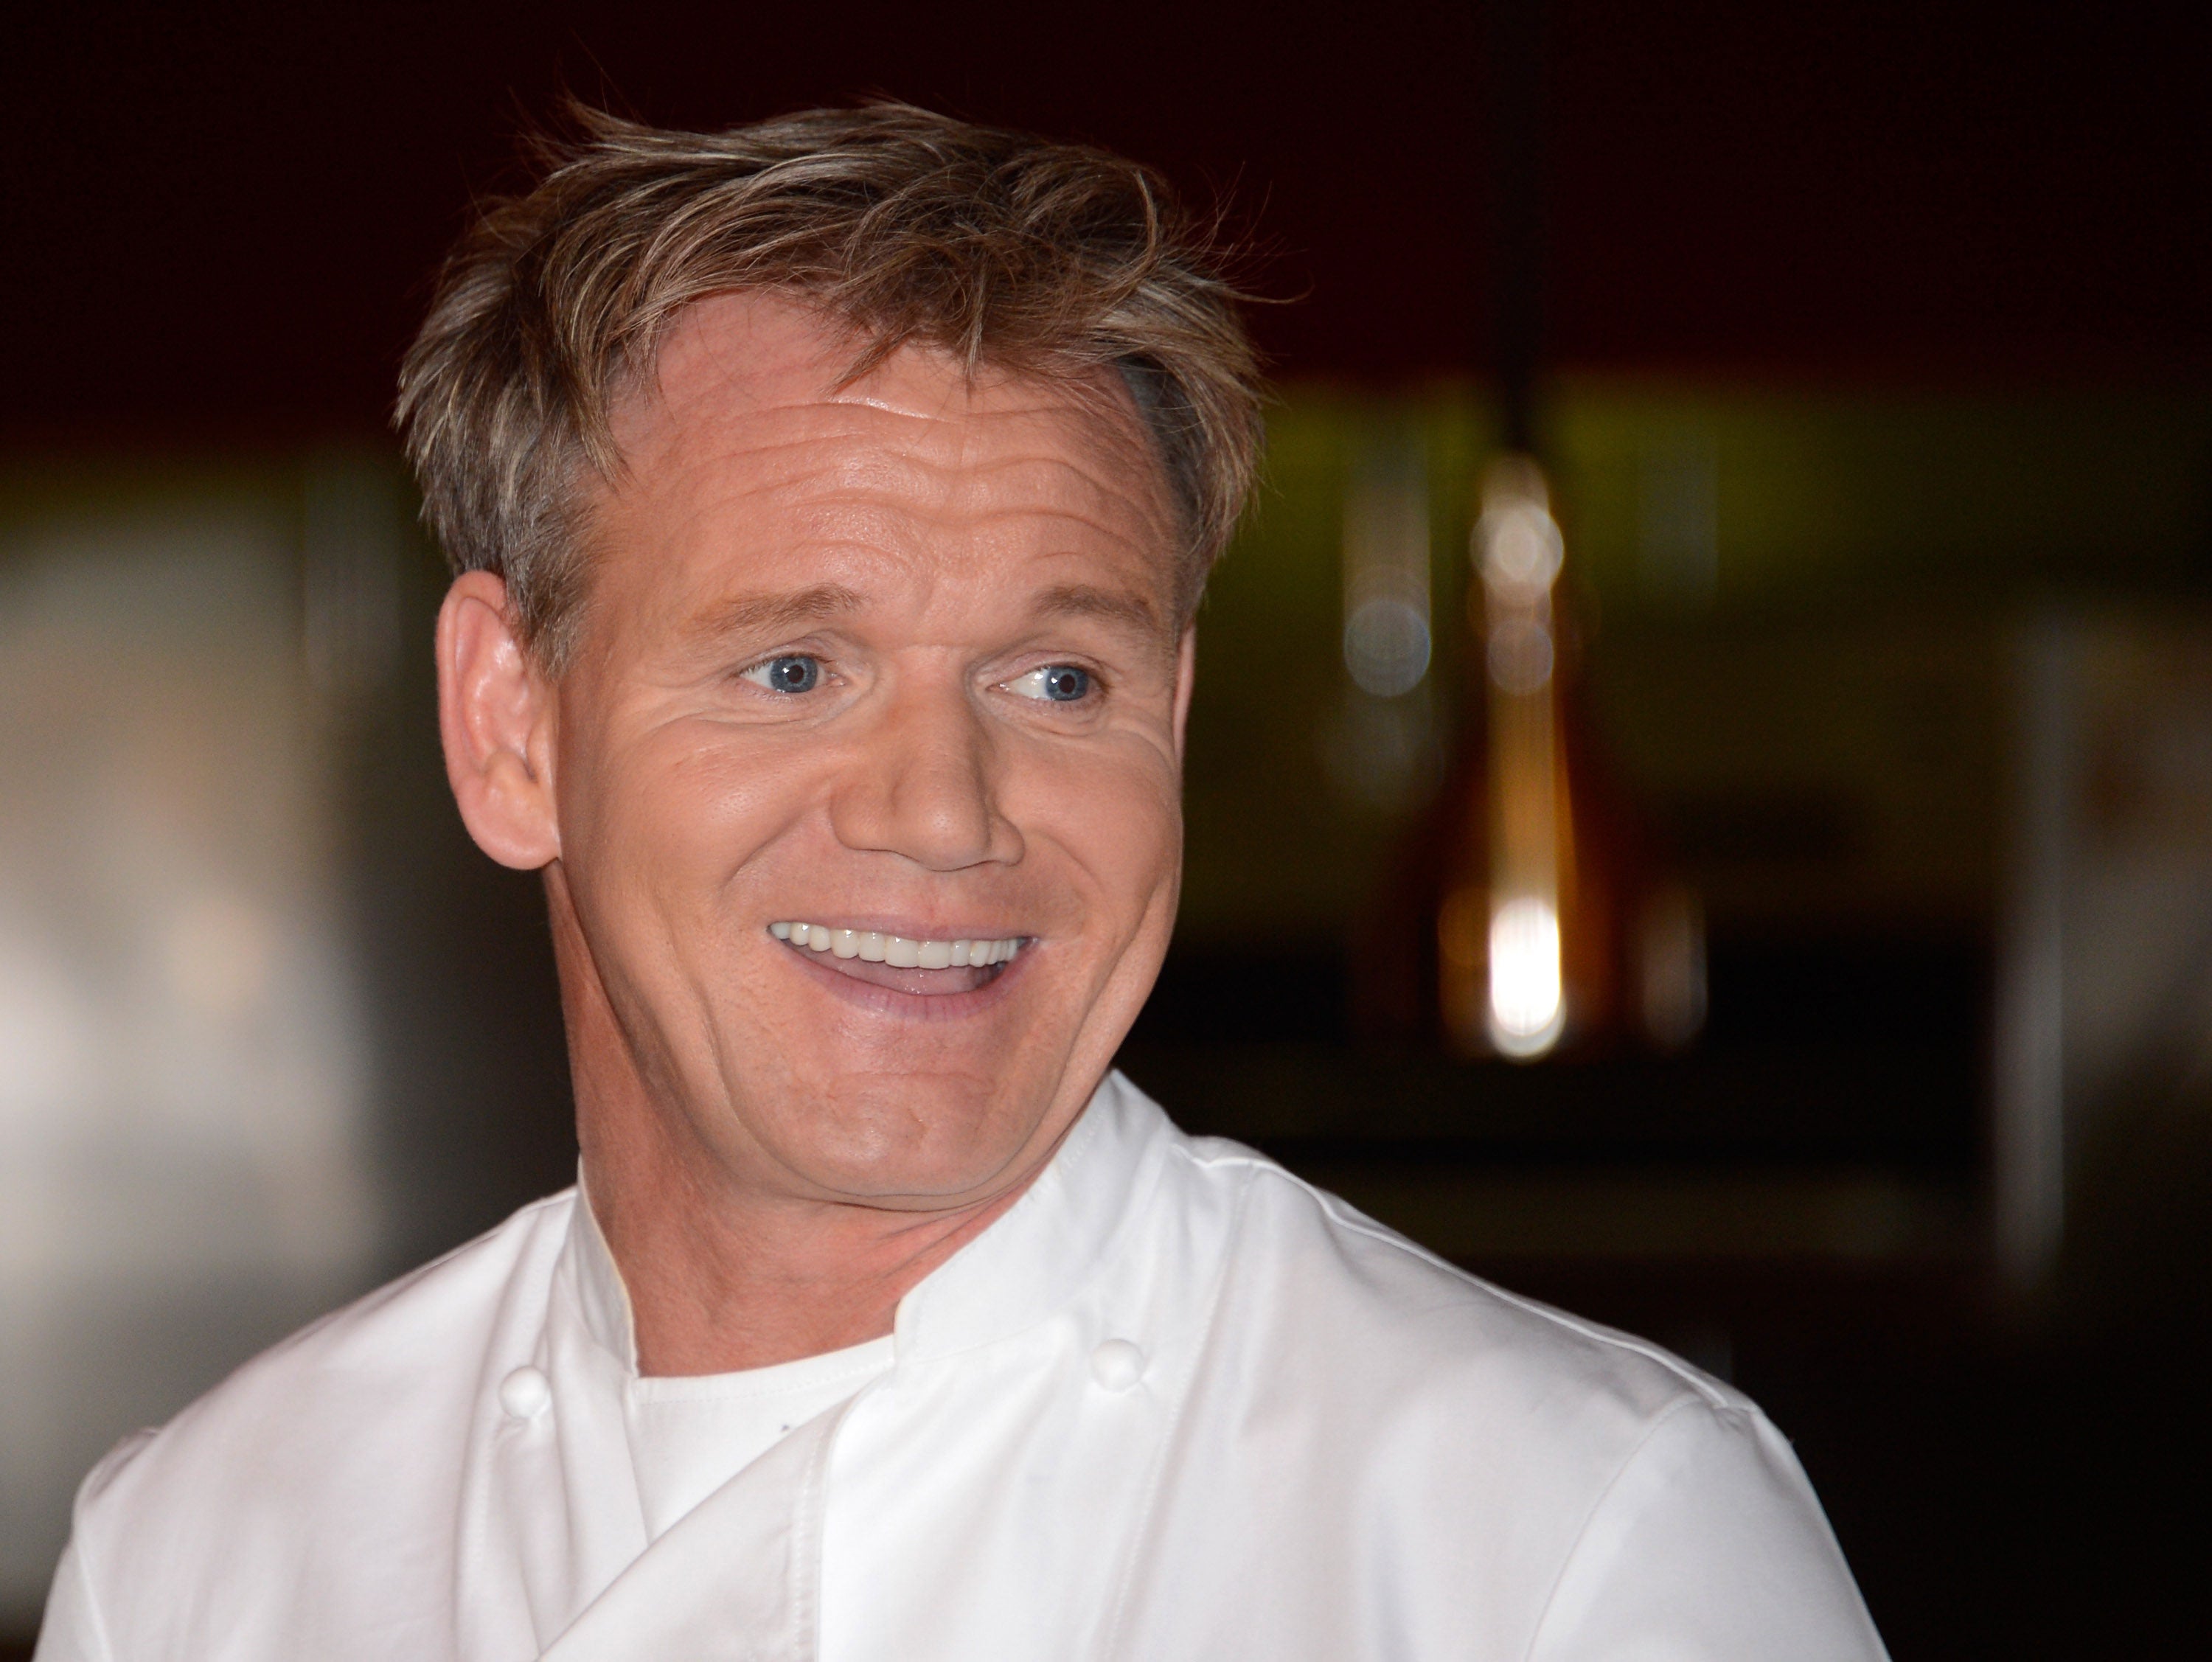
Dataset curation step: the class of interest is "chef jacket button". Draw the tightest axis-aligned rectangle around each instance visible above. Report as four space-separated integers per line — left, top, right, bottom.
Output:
498 1366 552 1419
1090 1338 1146 1391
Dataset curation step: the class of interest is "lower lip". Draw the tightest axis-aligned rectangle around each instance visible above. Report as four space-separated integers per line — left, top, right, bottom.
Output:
776 938 1033 1021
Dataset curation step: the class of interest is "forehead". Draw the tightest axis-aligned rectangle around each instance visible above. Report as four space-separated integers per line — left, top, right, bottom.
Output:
597 292 1180 603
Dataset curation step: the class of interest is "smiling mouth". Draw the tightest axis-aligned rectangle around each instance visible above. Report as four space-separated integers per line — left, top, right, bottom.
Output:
769 921 1030 995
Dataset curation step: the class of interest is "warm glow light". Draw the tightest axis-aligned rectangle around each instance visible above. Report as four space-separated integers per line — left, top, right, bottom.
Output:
1470 455 1570 1060
1488 894 1564 1057
1479 502 1562 601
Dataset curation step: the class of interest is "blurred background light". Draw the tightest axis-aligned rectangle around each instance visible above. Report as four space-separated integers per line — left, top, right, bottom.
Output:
1486 894 1564 1054
1474 458 1568 1060
1322 428 1443 816
1340 438 1433 698
0 496 383 1610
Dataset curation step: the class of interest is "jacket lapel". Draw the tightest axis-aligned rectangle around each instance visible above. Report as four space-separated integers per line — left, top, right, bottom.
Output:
537 1396 851 1662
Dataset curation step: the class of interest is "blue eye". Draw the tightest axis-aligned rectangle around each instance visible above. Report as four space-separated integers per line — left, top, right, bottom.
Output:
743 655 820 694
1006 664 1091 703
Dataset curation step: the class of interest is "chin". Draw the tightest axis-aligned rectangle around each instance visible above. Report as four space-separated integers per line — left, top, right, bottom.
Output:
777 1071 1048 1203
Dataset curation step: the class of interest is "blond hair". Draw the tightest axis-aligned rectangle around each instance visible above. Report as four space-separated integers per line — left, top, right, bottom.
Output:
396 102 1263 666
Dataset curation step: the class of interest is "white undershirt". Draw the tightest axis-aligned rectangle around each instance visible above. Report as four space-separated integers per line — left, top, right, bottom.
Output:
571 1173 898 1542
620 1335 894 1541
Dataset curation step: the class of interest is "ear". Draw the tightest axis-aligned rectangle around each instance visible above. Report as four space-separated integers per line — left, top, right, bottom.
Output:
437 571 561 870
1171 625 1197 765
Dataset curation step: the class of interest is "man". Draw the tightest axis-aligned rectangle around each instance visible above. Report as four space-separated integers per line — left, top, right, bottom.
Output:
36 105 1888 1660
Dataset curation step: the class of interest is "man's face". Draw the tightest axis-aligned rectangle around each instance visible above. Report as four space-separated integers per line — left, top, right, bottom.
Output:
546 292 1190 1211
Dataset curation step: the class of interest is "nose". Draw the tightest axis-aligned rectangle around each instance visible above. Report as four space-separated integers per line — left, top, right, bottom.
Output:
827 673 1023 872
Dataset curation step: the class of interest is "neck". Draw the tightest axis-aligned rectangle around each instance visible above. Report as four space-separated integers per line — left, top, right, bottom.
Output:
582 1127 1032 1376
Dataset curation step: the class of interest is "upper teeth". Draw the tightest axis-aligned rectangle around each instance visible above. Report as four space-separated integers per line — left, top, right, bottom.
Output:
770 922 1026 969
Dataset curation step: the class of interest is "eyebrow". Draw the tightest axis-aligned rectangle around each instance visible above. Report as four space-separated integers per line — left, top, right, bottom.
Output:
1029 583 1166 641
687 583 866 643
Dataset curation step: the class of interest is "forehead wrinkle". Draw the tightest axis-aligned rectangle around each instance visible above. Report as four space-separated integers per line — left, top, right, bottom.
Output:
787 432 1177 566
617 335 1180 629
637 293 1167 492
740 437 1169 569
644 361 1172 538
757 385 1164 515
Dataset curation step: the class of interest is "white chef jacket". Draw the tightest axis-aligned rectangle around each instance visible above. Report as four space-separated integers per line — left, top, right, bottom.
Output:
551 1175 899 1545
35 1071 1888 1661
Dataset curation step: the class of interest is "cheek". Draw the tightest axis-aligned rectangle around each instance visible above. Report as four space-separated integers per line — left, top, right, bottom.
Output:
561 717 813 943
1015 735 1183 916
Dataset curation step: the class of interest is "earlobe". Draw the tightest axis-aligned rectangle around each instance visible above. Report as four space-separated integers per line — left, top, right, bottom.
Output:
436 571 561 871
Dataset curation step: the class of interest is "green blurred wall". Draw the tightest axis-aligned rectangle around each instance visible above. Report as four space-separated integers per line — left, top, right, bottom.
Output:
1178 382 2212 945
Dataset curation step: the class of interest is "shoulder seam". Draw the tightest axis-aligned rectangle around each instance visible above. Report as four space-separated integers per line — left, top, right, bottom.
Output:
352 1186 580 1308
1195 1153 1738 1408
1519 1393 1719 1662
132 1188 582 1447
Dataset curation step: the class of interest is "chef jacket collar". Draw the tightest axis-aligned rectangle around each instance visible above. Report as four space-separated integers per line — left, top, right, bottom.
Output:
564 1069 1169 1373
896 1068 1167 1363
571 1169 641 1371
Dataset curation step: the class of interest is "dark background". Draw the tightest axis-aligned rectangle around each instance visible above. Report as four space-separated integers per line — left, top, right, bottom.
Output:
5 4 2211 1656
9 1 2209 445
